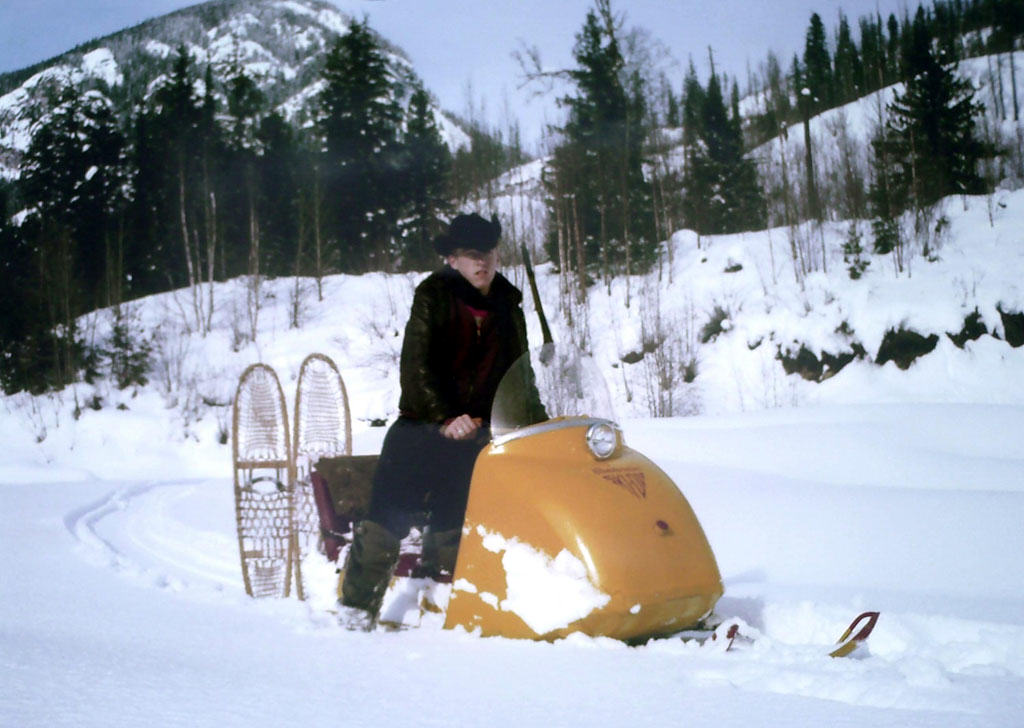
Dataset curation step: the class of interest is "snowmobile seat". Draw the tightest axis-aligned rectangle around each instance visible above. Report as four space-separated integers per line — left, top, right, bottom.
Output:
311 455 436 579
312 455 378 562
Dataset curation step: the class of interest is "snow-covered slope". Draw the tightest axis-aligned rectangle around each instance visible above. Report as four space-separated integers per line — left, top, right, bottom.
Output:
2 185 1022 473
750 54 1024 225
750 54 1024 167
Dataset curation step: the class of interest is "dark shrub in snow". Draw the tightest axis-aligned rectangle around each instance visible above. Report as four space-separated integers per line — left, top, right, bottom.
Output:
875 328 939 369
997 306 1024 348
946 309 988 349
699 306 731 344
779 343 866 381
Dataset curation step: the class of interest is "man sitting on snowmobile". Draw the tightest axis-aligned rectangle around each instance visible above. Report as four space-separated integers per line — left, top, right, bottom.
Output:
338 212 539 629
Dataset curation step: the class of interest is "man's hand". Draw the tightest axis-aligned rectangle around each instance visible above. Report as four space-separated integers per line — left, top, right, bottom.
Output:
443 414 482 440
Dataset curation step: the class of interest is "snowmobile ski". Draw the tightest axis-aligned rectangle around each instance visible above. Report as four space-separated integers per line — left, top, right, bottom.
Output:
674 611 880 658
828 610 880 658
673 619 747 651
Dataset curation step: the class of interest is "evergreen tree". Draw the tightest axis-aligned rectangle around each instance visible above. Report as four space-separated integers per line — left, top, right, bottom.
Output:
10 145 104 387
225 59 264 146
682 68 765 235
752 51 791 145
320 19 404 271
883 6 987 208
449 120 522 203
665 83 680 127
868 116 905 258
223 61 266 279
990 0 1024 54
859 14 887 93
622 68 657 269
933 0 965 63
0 187 46 393
0 219 73 394
834 12 863 104
842 222 870 279
127 106 170 296
131 47 207 292
20 85 130 310
563 1 628 273
681 60 710 234
145 51 227 333
291 130 335 297
198 63 228 293
257 112 300 277
803 13 834 114
397 85 452 270
886 13 903 83
545 0 656 277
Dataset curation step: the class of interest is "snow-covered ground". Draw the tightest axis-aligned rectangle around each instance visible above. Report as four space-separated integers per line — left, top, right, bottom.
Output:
2 403 1023 726
2 181 1024 724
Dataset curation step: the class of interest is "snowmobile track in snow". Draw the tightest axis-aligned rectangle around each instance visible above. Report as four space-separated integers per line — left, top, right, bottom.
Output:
63 478 242 593
64 481 166 569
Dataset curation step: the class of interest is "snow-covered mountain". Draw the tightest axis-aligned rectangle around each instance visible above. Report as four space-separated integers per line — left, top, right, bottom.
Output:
0 0 470 180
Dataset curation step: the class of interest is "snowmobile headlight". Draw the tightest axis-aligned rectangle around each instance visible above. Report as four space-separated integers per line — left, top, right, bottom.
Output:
585 422 619 460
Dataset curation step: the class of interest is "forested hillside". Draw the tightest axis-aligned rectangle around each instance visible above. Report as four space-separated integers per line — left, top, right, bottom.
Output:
0 0 523 395
1 0 1022 402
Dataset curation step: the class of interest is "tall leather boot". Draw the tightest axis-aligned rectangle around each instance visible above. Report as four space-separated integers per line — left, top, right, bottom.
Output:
338 521 400 630
418 527 462 580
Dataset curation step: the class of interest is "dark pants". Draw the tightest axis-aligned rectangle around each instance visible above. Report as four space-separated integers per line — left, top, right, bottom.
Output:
368 417 488 539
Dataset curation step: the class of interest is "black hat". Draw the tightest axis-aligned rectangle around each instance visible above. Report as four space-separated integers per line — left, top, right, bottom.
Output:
432 213 502 256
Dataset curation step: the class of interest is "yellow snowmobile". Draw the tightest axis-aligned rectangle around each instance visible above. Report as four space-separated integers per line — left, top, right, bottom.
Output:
313 345 722 642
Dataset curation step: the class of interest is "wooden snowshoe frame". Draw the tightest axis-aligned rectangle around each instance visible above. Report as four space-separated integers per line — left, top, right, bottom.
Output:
232 363 296 599
294 353 353 472
292 353 353 596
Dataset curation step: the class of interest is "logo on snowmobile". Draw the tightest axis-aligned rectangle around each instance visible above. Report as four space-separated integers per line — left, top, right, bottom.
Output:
594 467 647 499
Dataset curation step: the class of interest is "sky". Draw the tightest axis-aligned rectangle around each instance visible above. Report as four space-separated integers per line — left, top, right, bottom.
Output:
0 0 912 151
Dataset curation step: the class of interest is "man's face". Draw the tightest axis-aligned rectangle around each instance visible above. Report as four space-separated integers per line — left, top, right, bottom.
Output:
447 248 498 294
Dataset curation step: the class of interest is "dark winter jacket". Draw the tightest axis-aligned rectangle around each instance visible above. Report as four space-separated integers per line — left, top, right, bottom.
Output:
398 267 530 423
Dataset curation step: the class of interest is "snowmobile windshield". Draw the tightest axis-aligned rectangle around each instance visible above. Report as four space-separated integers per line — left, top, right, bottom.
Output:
490 343 617 438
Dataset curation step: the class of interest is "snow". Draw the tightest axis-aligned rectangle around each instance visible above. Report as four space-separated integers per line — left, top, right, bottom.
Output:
316 6 352 38
206 34 274 67
80 47 122 88
436 108 471 152
467 525 612 634
143 39 173 59
500 545 611 634
3 400 1023 725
